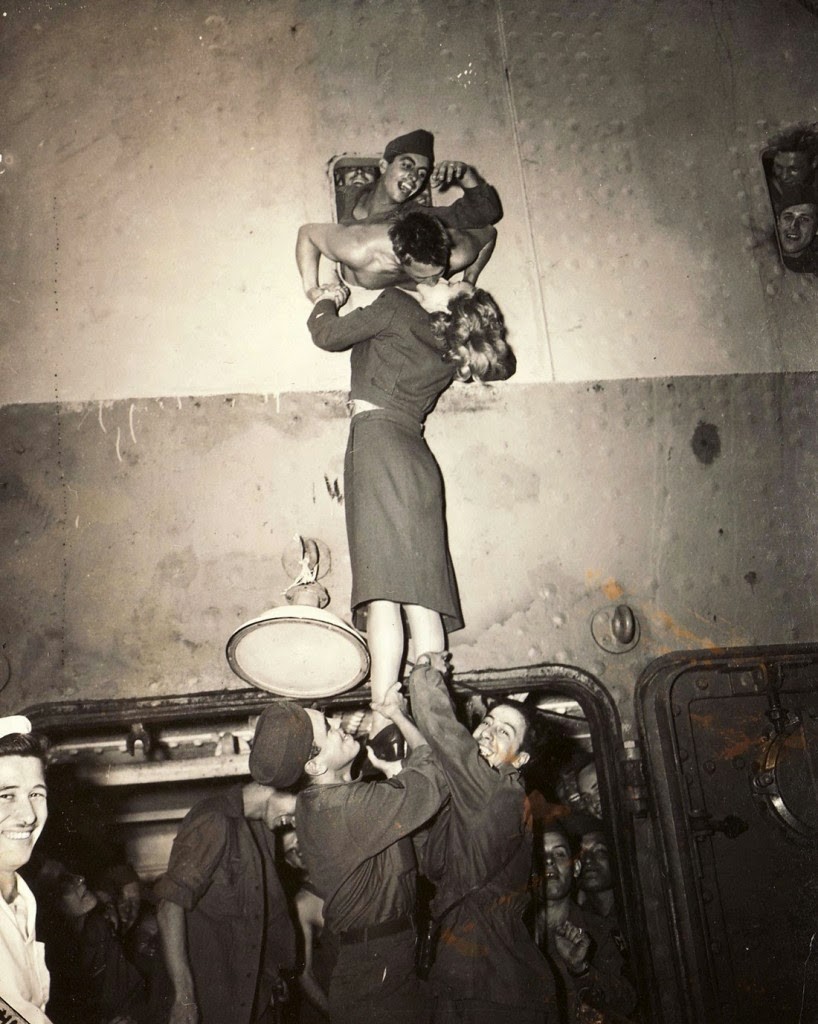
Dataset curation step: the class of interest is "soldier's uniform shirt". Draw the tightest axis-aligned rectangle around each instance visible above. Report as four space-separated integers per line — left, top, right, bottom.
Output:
155 786 295 1024
296 744 447 1024
409 663 556 1022
337 179 502 228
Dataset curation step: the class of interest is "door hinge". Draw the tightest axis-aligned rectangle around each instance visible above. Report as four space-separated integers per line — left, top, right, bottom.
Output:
619 740 648 817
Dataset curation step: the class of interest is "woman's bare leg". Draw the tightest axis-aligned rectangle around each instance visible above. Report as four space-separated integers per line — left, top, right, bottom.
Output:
404 604 445 665
367 599 405 736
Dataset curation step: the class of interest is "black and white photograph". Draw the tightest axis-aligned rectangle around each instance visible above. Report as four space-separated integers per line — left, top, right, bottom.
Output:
1 2 817 1022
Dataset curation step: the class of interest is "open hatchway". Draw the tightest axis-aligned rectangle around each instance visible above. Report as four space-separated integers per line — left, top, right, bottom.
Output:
21 663 651 1022
636 643 818 1024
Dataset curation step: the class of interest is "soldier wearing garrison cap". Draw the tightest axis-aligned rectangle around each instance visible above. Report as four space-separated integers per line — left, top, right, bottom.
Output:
337 126 502 228
247 693 447 1024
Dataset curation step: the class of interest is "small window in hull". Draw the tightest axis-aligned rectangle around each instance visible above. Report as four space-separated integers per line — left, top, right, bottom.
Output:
761 125 818 273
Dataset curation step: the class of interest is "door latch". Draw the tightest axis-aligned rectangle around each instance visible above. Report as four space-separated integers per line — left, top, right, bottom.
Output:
688 808 749 840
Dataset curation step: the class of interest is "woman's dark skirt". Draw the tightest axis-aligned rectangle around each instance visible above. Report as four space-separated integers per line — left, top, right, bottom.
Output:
344 408 463 634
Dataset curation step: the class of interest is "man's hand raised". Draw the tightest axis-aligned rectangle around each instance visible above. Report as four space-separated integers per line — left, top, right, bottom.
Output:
430 161 480 190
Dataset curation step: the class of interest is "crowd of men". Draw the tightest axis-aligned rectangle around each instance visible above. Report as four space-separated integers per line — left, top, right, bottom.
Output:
156 654 560 1024
152 656 636 1024
1 668 637 1024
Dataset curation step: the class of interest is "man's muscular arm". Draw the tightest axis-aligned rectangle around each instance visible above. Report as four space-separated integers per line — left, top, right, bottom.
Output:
447 226 498 285
428 162 503 228
430 161 483 190
158 899 199 1024
296 222 371 300
296 223 336 302
296 893 330 1016
462 226 497 285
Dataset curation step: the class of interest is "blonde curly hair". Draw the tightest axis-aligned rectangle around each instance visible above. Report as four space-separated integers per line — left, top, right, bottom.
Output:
430 288 516 383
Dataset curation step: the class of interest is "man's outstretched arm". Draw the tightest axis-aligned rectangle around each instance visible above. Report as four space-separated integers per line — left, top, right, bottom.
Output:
296 223 335 302
462 226 497 285
447 225 498 285
158 898 199 1024
296 222 371 301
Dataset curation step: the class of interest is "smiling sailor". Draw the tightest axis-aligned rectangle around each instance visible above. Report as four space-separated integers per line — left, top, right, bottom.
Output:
0 715 54 1024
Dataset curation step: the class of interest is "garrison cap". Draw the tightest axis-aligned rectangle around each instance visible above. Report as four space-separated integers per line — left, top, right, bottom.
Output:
383 129 435 165
249 701 314 788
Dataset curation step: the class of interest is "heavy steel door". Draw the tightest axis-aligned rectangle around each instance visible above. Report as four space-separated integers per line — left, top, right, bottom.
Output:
637 645 818 1024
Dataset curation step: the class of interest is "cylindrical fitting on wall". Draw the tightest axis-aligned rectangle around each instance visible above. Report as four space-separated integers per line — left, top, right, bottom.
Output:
591 604 640 653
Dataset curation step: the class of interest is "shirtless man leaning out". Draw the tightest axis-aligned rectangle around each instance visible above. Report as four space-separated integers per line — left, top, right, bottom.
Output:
296 211 497 302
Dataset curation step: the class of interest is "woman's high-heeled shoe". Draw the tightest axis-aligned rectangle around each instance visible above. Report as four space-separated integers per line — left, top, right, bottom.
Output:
367 722 407 762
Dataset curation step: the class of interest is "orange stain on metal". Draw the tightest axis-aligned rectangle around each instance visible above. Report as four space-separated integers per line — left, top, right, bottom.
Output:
584 571 623 601
689 712 760 760
651 609 718 650
602 579 624 601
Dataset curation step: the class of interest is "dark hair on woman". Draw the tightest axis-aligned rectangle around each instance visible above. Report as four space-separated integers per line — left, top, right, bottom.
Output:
0 731 48 761
431 288 516 383
388 211 451 270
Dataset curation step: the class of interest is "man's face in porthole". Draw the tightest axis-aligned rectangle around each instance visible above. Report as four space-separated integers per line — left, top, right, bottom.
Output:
773 151 814 189
777 203 818 256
